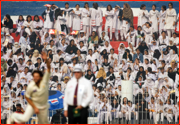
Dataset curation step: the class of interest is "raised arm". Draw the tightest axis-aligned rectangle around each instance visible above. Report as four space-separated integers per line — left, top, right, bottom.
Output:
41 51 51 73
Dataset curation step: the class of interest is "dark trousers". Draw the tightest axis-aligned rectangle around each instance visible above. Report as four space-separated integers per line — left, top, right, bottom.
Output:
68 105 88 124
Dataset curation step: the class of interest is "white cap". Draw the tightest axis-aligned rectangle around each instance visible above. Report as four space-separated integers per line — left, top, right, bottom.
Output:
73 64 83 72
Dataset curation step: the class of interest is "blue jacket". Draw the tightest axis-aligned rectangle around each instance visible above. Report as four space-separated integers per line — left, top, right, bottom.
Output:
132 53 143 63
42 10 54 22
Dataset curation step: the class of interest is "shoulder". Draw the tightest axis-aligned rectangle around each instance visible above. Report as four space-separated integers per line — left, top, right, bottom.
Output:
82 77 91 83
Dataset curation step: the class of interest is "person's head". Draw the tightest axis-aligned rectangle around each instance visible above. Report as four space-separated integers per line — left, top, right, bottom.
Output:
87 59 92 65
144 49 148 55
57 49 62 55
18 15 24 22
37 57 41 63
135 58 140 64
50 40 54 46
77 49 81 55
138 76 142 81
5 14 11 20
113 99 117 104
151 97 155 103
84 2 89 8
173 32 177 38
10 76 14 81
51 4 56 10
79 41 84 47
75 4 80 10
19 58 23 64
127 67 132 73
104 58 108 63
107 4 112 11
145 58 149 64
87 69 92 75
22 32 28 38
161 5 166 11
152 32 158 40
110 48 114 54
24 67 29 73
130 26 134 31
88 49 92 55
105 41 109 47
64 76 70 83
140 4 146 10
16 104 22 112
102 31 106 37
32 70 43 84
55 67 58 72
92 84 97 91
161 31 166 37
145 22 151 27
92 31 96 37
93 3 98 10
137 26 142 31
152 4 156 10
73 65 83 80
65 2 69 9
128 101 132 107
109 67 113 73
168 2 173 9
167 99 171 105
70 39 74 46
160 67 164 73
136 48 140 54
161 60 165 66
7 59 13 66
59 58 64 64
139 66 144 72
118 85 121 91
123 97 128 104
1 76 6 82
141 41 146 46
34 15 40 22
26 15 32 22
24 84 27 90
123 3 129 9
45 32 49 38
104 98 108 103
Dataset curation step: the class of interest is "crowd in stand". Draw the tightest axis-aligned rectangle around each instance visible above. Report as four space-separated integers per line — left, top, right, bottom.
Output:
1 1 179 124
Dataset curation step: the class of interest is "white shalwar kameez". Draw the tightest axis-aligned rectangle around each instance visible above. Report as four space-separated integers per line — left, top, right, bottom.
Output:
176 13 179 32
138 9 149 28
126 29 137 46
113 9 123 41
72 10 81 31
105 10 114 40
81 8 90 39
149 10 159 33
63 8 73 32
23 21 33 35
143 26 153 45
159 10 166 34
43 10 53 30
91 7 103 37
164 8 177 38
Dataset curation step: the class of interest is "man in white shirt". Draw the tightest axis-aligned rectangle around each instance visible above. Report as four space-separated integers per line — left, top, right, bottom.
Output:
7 51 51 124
63 64 93 124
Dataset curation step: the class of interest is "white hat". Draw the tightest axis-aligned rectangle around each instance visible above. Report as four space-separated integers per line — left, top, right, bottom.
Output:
73 64 83 72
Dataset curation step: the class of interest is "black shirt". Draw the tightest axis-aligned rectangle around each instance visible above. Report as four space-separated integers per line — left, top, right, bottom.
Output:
4 19 13 29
